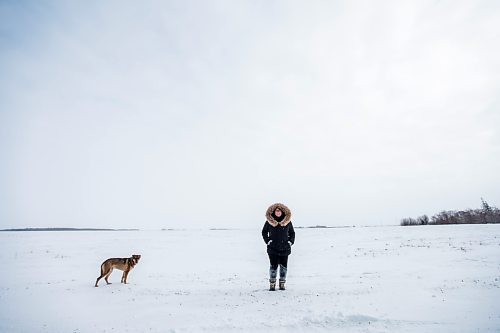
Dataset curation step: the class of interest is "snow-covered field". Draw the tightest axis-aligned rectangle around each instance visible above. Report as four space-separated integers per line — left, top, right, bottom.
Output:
0 225 499 332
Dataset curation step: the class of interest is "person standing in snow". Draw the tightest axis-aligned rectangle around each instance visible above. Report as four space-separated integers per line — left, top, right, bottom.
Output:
261 203 295 291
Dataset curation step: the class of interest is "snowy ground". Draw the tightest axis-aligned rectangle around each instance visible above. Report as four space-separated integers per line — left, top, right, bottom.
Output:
0 224 499 332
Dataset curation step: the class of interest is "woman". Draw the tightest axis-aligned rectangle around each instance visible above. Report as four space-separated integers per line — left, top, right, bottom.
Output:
261 203 295 291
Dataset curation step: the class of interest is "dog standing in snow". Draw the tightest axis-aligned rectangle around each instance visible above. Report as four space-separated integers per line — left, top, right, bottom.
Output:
95 254 141 287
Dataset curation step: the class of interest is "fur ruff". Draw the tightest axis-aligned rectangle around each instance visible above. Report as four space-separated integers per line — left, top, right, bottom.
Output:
266 203 292 227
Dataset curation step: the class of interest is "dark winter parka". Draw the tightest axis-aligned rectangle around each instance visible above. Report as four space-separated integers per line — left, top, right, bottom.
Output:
262 203 295 256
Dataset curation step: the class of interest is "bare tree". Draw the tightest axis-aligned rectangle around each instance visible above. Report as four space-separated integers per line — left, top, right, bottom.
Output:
401 199 500 226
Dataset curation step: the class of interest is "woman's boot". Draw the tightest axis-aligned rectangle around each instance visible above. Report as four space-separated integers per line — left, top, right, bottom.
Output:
269 266 277 291
269 281 276 291
279 280 286 290
279 264 287 290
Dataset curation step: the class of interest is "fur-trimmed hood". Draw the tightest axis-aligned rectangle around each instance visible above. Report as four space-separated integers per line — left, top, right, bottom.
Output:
266 203 292 227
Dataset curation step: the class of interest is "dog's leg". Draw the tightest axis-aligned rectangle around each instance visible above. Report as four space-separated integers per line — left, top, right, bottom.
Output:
123 270 129 284
95 263 106 287
121 271 126 283
95 275 102 287
95 275 103 287
105 268 113 285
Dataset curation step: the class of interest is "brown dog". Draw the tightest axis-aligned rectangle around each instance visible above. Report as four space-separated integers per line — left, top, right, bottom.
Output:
95 255 141 287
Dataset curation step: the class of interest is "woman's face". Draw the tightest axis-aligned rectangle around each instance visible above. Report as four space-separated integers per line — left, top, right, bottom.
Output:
274 209 282 217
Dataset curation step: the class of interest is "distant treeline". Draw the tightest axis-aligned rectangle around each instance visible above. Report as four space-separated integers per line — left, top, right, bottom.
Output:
401 199 500 226
0 228 139 232
295 225 353 229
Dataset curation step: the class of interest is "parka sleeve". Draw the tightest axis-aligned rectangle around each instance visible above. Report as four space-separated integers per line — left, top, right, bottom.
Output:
262 222 270 244
288 222 295 245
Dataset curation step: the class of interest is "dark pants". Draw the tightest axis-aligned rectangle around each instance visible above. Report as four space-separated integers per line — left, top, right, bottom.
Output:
268 254 288 282
268 254 288 269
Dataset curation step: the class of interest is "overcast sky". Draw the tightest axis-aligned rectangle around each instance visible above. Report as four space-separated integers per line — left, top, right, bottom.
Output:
1 0 499 229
